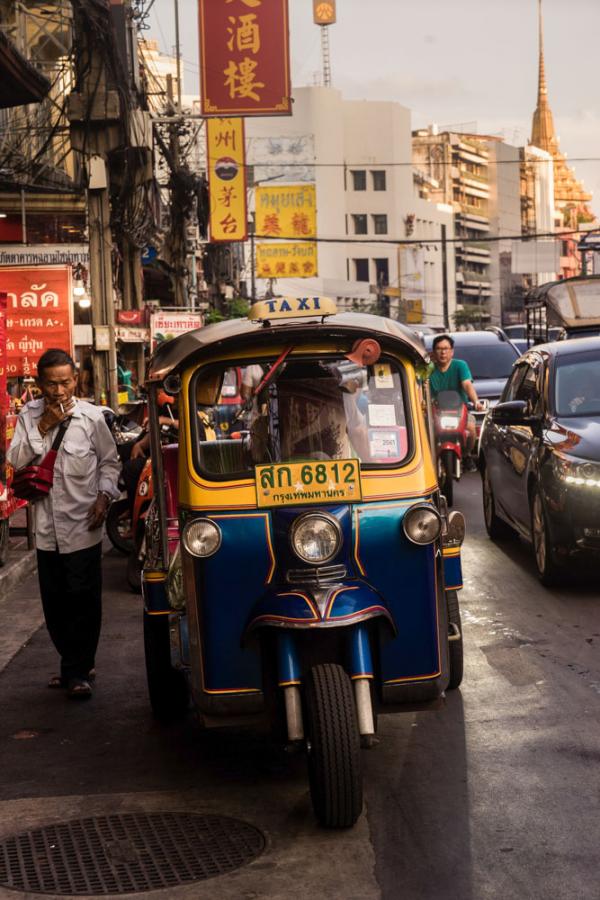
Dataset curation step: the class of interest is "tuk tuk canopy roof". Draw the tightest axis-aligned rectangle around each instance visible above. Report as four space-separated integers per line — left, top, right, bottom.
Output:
147 311 428 383
525 275 600 328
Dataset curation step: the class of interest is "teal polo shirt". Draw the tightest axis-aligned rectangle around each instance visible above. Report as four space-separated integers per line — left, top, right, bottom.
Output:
429 359 472 403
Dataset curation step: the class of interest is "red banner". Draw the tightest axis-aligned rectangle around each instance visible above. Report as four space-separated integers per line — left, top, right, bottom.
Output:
0 266 73 377
199 0 291 116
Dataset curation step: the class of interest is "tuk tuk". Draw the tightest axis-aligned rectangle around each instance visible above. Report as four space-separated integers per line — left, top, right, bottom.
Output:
142 297 465 828
525 274 600 344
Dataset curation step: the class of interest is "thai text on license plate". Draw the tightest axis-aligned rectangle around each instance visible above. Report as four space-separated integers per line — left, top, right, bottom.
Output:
255 459 362 508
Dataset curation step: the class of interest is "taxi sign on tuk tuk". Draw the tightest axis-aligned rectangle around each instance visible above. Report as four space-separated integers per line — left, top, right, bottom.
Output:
248 295 337 321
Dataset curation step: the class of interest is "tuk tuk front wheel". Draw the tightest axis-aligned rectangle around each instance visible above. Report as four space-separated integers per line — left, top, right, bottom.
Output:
305 664 363 829
447 590 463 690
143 611 189 721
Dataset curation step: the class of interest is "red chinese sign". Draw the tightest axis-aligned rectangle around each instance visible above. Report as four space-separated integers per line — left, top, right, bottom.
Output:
199 0 291 116
0 266 73 377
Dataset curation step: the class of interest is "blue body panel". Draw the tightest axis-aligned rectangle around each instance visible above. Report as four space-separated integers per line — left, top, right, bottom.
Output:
194 512 273 693
354 504 441 683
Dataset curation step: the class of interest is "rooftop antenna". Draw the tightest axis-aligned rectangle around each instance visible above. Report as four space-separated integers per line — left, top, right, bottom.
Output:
313 1 336 87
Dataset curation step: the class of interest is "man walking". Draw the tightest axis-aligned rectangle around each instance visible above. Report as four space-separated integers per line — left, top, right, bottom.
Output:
8 349 120 698
429 334 485 466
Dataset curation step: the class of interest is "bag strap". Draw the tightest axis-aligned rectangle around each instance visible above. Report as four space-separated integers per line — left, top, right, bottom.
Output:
51 417 71 452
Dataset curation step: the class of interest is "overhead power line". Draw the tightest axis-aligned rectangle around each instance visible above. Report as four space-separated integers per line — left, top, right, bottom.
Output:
253 228 587 246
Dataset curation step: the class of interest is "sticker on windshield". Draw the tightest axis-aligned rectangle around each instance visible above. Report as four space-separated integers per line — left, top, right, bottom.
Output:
368 404 396 427
367 427 407 462
374 363 394 389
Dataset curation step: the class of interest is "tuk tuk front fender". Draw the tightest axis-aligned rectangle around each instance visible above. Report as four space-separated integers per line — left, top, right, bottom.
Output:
244 581 396 637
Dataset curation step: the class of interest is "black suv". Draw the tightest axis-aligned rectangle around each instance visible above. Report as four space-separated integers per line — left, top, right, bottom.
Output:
424 330 520 436
479 337 600 584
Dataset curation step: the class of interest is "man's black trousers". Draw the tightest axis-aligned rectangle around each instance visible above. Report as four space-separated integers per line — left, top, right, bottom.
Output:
36 542 102 683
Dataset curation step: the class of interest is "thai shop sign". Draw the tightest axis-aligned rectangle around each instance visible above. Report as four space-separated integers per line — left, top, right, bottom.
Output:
256 242 318 278
207 118 248 242
199 0 291 116
0 292 6 502
255 184 316 239
150 312 202 351
255 183 318 277
0 266 73 377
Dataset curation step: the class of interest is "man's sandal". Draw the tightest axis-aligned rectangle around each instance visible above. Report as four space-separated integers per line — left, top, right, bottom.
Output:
67 678 93 699
48 669 95 690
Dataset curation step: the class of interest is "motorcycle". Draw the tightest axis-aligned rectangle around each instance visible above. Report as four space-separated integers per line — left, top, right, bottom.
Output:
103 403 146 554
433 389 468 507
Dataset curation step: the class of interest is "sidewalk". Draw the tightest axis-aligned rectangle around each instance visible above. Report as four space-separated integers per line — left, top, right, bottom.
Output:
0 507 42 674
0 507 37 597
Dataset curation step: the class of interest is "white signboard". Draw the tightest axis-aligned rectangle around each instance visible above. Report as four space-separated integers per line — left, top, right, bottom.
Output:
150 312 202 351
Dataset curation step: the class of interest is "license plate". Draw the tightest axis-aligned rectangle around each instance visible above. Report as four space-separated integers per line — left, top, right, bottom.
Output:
255 459 362 508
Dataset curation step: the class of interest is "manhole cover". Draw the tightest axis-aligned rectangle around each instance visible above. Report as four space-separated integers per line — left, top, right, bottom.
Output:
0 812 265 895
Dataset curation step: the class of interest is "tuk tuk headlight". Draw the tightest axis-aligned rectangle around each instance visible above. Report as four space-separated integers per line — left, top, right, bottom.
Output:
183 519 222 557
291 513 341 564
403 504 442 545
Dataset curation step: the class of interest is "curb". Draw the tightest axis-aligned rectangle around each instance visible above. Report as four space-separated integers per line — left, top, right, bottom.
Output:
0 550 37 596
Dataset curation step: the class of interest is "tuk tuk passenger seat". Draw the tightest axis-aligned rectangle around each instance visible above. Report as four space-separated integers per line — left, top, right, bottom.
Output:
161 443 179 518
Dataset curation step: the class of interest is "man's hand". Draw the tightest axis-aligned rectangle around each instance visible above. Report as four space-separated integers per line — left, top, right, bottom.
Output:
87 492 110 530
130 435 149 460
474 400 486 412
38 398 75 436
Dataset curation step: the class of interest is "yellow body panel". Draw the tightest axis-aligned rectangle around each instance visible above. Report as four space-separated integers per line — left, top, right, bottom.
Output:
178 342 437 510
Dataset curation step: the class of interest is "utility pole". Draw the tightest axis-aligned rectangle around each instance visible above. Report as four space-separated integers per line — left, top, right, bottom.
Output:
441 223 449 329
68 4 120 407
166 74 187 307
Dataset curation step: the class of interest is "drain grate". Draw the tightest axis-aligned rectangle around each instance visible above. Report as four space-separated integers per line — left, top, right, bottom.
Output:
0 812 265 895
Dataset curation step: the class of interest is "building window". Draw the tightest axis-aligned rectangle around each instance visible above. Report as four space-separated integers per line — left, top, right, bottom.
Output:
354 258 369 281
352 214 368 234
374 258 389 286
372 214 388 234
351 169 366 191
371 170 386 191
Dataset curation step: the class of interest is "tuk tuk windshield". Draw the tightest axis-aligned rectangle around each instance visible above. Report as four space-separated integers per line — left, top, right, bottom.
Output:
191 356 410 478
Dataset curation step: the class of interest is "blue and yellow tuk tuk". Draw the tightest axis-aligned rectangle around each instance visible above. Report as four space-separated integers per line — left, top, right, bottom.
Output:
142 297 465 828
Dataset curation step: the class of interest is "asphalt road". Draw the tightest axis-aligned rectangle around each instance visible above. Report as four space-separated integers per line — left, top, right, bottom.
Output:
0 473 599 899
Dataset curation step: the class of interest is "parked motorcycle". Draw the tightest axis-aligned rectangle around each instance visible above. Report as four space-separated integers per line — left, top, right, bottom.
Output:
433 389 468 507
103 403 145 554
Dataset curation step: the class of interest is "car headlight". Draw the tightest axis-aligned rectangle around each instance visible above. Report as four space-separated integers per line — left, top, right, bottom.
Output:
290 513 341 564
552 453 600 488
403 504 442 545
182 519 222 557
440 415 460 429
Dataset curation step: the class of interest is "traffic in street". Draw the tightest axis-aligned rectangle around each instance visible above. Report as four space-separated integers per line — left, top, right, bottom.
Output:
1 472 599 900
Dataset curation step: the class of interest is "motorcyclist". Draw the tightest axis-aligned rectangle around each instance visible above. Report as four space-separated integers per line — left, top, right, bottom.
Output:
429 334 485 467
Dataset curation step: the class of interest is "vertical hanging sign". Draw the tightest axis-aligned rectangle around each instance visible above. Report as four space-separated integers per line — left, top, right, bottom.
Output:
199 0 291 116
207 118 248 243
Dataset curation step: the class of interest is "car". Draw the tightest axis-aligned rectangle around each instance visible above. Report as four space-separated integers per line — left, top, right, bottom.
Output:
423 330 521 436
479 336 600 585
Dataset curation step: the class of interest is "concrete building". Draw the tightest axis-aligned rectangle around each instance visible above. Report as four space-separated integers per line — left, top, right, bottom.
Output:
244 86 456 327
413 129 494 325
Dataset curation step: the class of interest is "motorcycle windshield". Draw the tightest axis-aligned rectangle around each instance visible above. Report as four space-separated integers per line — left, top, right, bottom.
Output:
436 389 463 410
192 356 410 478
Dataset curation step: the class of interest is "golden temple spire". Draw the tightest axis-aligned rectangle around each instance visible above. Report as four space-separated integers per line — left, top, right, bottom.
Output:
531 0 556 153
530 0 592 212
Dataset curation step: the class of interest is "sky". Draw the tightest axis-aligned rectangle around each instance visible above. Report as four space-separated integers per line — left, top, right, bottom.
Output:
145 0 600 213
